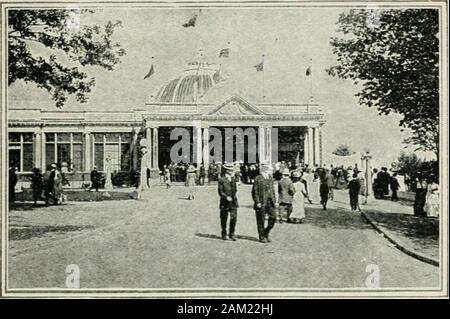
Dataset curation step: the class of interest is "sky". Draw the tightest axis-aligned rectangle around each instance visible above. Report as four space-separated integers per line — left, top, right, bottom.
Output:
8 7 422 167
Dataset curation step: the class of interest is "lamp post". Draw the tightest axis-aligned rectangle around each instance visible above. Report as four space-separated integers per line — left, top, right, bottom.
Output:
104 155 113 190
361 151 372 205
139 138 149 191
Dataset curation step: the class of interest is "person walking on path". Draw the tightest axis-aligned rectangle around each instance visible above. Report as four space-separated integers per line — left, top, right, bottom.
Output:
413 174 428 216
185 165 197 200
90 166 100 192
424 174 439 218
45 163 63 205
319 176 330 211
164 166 171 189
278 168 296 223
324 169 335 201
390 173 400 201
291 170 307 223
199 164 206 186
9 165 18 204
218 163 239 241
252 163 277 243
169 163 176 183
31 168 44 206
309 172 321 204
348 173 361 211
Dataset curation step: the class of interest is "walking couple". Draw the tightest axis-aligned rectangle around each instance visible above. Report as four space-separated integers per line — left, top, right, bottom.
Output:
217 162 282 243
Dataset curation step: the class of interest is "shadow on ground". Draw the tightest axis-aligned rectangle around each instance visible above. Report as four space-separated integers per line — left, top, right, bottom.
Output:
364 210 439 259
8 202 77 211
304 207 372 230
9 224 96 241
195 233 260 242
365 210 439 241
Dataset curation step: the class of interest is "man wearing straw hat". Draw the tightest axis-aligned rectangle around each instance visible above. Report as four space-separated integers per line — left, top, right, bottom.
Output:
252 162 277 243
218 163 239 241
278 168 296 223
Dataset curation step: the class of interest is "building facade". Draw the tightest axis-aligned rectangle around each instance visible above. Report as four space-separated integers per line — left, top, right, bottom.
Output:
8 54 326 186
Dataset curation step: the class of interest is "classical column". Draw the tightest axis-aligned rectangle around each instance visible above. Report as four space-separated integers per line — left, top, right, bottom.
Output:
303 128 309 166
258 126 266 163
145 127 152 169
91 133 95 171
152 127 159 169
202 127 209 180
314 127 321 167
132 128 139 171
41 132 46 171
84 130 91 171
308 126 314 166
34 131 42 170
193 124 202 165
265 126 272 164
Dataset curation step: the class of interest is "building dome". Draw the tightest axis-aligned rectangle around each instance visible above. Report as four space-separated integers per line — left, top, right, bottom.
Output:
155 50 221 103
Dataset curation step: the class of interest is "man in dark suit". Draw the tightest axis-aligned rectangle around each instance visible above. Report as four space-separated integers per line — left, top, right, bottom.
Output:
218 163 239 241
252 163 277 243
348 173 361 211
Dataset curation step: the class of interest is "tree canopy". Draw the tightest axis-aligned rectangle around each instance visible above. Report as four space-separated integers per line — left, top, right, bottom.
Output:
8 9 126 108
332 144 354 156
328 9 439 157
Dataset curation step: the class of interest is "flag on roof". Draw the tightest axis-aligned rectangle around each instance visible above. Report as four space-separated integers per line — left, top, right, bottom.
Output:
144 64 154 79
254 61 264 72
306 65 312 76
213 69 226 84
218 48 230 58
182 14 197 27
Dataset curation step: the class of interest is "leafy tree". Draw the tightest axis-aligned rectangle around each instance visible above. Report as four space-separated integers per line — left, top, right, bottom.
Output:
8 9 126 108
332 144 354 156
392 151 422 176
328 9 439 158
392 151 439 188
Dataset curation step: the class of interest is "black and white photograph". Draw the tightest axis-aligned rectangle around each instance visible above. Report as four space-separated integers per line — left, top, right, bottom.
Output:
0 0 448 298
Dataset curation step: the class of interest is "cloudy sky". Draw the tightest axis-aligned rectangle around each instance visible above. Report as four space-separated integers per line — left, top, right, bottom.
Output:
9 7 420 166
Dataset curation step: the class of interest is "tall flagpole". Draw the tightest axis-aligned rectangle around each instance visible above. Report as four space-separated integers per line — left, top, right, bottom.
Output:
262 54 265 102
309 58 313 98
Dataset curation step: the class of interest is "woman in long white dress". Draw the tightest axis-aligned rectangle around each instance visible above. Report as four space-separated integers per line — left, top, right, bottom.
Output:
185 165 197 200
424 181 440 218
290 171 308 223
309 172 321 204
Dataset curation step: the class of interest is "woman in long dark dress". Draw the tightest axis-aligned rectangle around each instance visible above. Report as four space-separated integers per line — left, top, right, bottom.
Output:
31 168 44 206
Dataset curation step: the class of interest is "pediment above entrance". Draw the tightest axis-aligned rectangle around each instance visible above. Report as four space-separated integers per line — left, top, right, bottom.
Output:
205 95 265 116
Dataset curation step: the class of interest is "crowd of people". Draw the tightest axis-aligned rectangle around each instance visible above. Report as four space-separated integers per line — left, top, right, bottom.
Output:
160 161 369 212
8 157 439 222
158 159 439 242
8 163 64 206
216 161 360 243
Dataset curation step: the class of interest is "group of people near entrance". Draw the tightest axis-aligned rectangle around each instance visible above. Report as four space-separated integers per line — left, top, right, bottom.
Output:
8 163 64 206
217 162 344 243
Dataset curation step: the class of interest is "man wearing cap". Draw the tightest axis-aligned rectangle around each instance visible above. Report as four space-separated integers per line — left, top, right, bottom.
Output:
252 162 277 243
218 163 239 241
278 168 296 223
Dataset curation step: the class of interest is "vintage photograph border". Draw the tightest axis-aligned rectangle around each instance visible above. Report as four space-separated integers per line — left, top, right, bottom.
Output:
0 0 448 298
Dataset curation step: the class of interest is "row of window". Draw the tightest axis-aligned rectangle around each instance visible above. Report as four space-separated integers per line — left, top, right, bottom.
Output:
8 132 134 172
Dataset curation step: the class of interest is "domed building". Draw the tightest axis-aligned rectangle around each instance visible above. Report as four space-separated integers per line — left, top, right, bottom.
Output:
141 51 326 173
8 50 326 186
